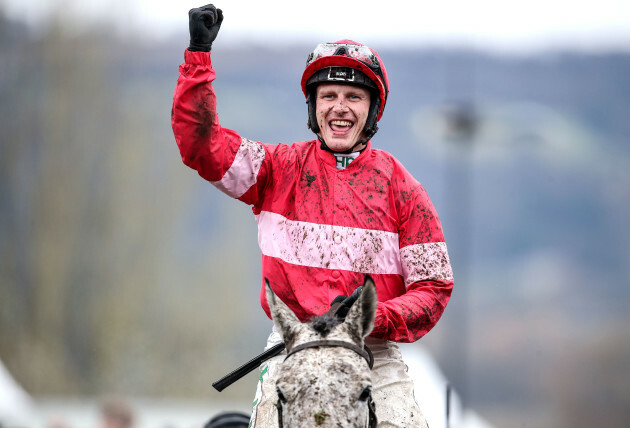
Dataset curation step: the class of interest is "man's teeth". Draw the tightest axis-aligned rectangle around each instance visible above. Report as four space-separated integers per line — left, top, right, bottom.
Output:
331 120 353 127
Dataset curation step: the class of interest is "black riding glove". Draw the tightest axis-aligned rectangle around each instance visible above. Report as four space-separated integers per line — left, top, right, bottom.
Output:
188 4 223 52
330 286 363 320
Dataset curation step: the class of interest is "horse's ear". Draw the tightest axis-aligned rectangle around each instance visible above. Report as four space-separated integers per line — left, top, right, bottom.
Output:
344 276 377 343
265 279 302 348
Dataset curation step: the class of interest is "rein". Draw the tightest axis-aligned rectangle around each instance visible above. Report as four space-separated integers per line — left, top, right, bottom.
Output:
276 339 377 428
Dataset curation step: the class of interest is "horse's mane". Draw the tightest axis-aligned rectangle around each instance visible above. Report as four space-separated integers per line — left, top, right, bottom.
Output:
309 312 342 337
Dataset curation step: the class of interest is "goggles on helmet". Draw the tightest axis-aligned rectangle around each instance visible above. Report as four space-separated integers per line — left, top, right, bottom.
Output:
306 43 381 70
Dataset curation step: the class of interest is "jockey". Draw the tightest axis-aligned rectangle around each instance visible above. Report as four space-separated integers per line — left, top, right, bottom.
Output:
172 4 454 427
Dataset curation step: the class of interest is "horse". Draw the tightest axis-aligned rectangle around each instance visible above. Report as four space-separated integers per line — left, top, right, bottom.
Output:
265 276 378 428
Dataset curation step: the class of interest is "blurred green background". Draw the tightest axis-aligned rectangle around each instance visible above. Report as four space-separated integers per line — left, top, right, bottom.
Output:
1 1 629 427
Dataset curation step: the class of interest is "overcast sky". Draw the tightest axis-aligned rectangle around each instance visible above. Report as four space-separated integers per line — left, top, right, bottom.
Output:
2 0 630 52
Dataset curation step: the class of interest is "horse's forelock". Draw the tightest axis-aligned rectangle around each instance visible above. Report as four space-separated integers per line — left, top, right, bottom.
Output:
310 313 342 337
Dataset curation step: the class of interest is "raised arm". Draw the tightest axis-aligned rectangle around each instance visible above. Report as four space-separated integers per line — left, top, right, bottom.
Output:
171 5 269 205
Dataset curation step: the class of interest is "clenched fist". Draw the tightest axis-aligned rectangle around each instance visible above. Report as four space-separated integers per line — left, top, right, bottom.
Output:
188 4 223 52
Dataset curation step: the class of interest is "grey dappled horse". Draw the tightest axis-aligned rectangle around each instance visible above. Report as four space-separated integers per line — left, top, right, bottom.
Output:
266 277 378 428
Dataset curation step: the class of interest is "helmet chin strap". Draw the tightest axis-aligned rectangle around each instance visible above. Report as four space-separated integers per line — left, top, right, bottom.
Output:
318 135 365 154
317 124 378 154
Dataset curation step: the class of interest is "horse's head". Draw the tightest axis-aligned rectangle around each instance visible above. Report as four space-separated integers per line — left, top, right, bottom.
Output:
266 276 377 428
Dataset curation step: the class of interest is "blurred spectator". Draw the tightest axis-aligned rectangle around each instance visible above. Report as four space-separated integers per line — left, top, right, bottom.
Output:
48 415 71 428
99 398 134 428
204 411 250 428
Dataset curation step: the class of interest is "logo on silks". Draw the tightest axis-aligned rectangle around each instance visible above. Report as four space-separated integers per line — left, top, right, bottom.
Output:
335 153 359 169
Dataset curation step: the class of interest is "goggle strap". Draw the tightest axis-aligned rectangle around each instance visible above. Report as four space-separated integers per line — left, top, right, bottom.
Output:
306 67 377 90
328 67 355 82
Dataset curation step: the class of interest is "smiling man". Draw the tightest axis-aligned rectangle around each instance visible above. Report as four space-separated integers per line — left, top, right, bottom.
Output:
171 4 454 428
315 83 371 153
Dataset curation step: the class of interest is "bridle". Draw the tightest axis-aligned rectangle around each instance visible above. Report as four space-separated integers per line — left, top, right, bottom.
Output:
286 340 374 369
276 339 377 428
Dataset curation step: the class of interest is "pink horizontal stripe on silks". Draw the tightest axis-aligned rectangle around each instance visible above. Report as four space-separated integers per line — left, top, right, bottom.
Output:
400 242 454 287
212 137 265 198
256 211 403 275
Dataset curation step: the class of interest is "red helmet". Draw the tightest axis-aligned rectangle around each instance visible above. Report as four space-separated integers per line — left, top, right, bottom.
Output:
301 40 390 143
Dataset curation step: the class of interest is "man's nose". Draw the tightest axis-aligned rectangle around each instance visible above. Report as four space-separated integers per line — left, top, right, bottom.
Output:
333 97 349 112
